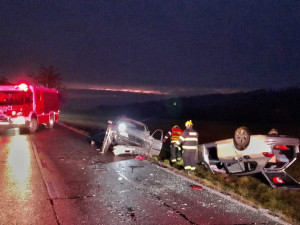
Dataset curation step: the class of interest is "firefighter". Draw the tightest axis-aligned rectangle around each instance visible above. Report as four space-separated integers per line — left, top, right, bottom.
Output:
175 120 199 173
163 125 183 164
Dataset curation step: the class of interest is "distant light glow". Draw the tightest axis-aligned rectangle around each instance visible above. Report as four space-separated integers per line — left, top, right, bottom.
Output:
67 83 247 97
68 83 169 95
90 87 167 95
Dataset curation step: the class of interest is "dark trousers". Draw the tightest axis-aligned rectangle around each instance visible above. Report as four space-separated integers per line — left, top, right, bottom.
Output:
183 149 197 169
170 144 182 162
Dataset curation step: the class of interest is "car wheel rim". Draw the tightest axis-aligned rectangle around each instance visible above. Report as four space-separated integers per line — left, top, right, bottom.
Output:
235 129 248 145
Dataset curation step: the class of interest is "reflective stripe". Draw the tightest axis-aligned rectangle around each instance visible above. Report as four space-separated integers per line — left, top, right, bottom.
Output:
179 136 185 141
189 132 197 135
184 137 198 141
164 136 168 139
190 167 196 171
171 159 177 162
171 136 180 141
182 146 198 150
184 166 191 170
168 131 172 135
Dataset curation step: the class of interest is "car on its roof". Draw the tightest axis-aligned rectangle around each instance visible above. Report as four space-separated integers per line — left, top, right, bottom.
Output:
199 126 300 189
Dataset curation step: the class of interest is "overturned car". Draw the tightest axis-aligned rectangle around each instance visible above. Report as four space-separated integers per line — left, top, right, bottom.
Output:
199 126 300 189
98 116 163 156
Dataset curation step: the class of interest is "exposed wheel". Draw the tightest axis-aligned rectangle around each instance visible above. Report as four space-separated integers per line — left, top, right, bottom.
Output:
29 118 38 133
233 126 250 150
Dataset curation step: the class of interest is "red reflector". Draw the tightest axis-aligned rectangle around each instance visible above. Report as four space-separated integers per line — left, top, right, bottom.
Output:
263 152 274 157
273 145 288 150
190 185 203 190
136 155 145 160
273 177 285 184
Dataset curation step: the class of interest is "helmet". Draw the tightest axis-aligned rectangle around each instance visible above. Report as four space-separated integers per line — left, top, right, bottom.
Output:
185 120 193 127
172 125 180 129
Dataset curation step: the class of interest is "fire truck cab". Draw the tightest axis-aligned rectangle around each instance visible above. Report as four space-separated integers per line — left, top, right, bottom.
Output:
0 83 59 133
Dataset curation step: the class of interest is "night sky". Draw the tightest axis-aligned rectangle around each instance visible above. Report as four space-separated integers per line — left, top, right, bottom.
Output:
1 0 299 100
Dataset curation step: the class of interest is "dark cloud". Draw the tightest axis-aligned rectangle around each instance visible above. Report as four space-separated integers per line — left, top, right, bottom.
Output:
0 0 299 92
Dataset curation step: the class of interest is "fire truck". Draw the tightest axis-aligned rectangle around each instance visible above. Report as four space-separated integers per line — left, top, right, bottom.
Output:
0 82 59 133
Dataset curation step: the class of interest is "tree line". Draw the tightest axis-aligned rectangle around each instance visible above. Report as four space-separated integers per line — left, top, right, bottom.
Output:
0 65 63 89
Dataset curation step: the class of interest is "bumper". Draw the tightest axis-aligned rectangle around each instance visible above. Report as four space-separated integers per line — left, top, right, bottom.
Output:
0 117 27 127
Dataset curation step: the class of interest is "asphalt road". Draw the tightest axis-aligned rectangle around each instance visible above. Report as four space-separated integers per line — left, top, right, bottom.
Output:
0 125 290 225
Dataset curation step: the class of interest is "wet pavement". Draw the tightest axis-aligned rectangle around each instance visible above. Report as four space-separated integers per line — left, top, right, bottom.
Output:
0 125 291 225
0 128 57 224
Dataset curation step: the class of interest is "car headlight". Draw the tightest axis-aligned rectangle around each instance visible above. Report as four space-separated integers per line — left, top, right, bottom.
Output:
118 123 126 132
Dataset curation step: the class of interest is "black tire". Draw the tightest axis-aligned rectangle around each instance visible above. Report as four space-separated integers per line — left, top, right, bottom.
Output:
91 132 105 148
29 118 38 133
233 126 250 150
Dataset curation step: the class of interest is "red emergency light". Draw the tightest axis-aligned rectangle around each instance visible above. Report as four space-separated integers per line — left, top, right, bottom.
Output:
16 83 29 92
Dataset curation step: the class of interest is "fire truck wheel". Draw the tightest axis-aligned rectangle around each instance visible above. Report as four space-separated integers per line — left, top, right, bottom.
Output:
46 115 55 129
29 118 38 133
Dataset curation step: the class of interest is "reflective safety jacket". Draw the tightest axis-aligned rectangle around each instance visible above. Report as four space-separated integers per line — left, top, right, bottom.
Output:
175 127 199 150
164 127 183 144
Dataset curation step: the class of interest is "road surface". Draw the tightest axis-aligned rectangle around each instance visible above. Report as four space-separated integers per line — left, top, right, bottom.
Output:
0 125 290 225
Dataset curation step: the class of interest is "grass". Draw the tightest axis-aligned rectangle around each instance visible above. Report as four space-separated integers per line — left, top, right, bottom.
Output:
59 112 300 224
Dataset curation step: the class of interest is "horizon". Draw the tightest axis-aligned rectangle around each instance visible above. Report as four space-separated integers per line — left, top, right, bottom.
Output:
60 86 299 111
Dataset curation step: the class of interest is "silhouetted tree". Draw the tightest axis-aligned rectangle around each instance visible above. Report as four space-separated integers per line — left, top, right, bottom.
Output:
31 65 63 89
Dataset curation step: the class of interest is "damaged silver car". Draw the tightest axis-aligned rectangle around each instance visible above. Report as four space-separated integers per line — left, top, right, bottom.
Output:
100 116 163 156
199 126 300 189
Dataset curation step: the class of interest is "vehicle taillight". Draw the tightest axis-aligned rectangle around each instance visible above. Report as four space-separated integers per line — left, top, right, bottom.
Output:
263 152 274 157
273 145 289 150
273 176 285 184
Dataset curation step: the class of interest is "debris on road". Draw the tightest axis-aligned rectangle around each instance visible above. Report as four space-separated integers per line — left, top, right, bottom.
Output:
129 165 145 172
135 155 145 160
190 185 203 190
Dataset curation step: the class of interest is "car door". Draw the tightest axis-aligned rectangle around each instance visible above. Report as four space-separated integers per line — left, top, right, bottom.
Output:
148 129 163 156
262 169 300 189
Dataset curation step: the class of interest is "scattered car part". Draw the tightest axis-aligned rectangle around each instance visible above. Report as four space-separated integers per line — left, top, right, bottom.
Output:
190 185 203 190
